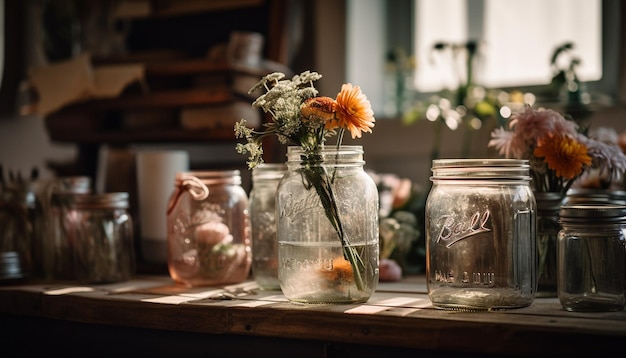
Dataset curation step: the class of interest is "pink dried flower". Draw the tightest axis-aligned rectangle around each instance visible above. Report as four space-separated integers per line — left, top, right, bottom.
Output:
488 106 626 193
507 107 579 158
579 134 626 184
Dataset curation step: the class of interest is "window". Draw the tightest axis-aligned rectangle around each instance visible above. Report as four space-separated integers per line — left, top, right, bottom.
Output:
346 0 619 116
415 0 601 91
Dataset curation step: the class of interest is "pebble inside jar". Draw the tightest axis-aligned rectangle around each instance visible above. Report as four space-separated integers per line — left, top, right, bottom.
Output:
426 159 537 311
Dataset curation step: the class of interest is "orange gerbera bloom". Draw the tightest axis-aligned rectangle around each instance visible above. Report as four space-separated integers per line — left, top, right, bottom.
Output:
534 135 592 179
335 83 375 138
301 96 340 131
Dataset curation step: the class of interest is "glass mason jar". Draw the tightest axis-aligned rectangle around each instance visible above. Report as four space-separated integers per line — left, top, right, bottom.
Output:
426 159 537 311
250 163 287 290
277 146 379 304
42 176 91 281
167 170 251 287
558 204 626 312
70 192 135 283
0 181 38 279
535 191 565 297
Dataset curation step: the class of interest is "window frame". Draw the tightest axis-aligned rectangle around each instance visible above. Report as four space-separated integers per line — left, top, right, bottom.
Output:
339 0 624 117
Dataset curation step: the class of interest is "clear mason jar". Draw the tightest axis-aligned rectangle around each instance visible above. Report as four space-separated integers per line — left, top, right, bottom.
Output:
426 159 537 311
535 192 565 297
167 170 251 287
558 204 626 312
277 146 379 304
42 176 91 281
0 181 38 279
250 163 287 290
70 192 135 283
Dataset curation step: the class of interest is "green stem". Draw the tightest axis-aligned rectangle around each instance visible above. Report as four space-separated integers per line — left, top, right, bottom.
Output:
302 156 366 291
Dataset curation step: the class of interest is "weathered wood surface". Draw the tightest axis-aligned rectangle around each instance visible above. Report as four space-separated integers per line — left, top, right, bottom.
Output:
1 275 624 357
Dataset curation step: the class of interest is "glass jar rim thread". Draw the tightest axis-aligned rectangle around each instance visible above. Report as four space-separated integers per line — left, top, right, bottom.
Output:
176 170 241 186
431 159 530 180
69 192 129 209
559 204 626 224
286 145 365 166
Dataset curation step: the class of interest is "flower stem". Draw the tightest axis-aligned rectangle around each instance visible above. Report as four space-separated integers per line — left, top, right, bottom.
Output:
301 155 366 291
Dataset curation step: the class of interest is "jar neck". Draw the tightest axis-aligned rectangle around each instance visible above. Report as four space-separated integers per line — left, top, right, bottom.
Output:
286 145 364 167
252 163 287 181
168 171 240 215
177 170 241 186
560 222 625 230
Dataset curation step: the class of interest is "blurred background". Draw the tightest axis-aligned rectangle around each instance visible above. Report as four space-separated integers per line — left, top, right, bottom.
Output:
0 0 624 187
0 0 624 273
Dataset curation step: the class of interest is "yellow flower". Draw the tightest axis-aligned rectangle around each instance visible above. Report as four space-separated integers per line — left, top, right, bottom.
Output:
335 83 375 138
534 135 592 180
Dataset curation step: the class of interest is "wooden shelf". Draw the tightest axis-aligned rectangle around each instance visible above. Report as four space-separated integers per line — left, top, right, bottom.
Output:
1 275 624 356
41 0 289 179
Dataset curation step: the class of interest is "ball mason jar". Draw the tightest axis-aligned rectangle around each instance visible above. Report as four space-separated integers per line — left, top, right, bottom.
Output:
167 170 251 287
70 192 135 284
250 163 287 290
277 146 379 304
558 204 626 312
426 159 537 311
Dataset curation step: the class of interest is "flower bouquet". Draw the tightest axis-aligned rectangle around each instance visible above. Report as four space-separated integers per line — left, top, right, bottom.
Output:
235 71 377 301
488 107 626 194
489 106 626 296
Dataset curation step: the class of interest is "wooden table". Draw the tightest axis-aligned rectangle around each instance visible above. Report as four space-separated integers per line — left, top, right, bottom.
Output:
1 275 624 357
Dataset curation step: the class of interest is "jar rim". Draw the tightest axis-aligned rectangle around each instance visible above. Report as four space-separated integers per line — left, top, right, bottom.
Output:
176 170 241 185
252 163 287 180
286 145 365 166
286 145 363 154
69 192 129 209
432 158 529 168
559 204 626 222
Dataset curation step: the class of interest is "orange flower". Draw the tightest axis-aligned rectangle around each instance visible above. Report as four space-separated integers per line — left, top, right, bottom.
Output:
534 135 592 179
301 96 336 118
335 83 375 138
319 257 354 283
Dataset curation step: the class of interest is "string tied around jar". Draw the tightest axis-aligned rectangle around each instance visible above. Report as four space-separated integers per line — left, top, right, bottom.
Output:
166 174 209 215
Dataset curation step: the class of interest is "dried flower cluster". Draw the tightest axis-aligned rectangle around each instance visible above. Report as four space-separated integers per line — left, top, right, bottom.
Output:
235 71 375 290
489 107 626 193
235 71 374 168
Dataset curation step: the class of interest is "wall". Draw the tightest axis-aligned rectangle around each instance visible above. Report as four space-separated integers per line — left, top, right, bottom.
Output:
1 0 625 189
0 114 76 181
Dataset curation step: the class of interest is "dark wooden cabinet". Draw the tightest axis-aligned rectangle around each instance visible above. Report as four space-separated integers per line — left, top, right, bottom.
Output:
43 0 290 178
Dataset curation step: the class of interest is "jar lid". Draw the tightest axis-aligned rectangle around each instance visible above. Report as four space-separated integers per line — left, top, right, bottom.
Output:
431 159 530 180
565 189 626 205
559 204 626 223
70 192 129 209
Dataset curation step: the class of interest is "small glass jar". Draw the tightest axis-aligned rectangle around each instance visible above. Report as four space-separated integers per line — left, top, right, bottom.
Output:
426 159 537 311
558 204 626 312
250 163 287 290
70 192 135 283
277 146 379 304
0 181 37 279
42 176 91 281
167 170 251 287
